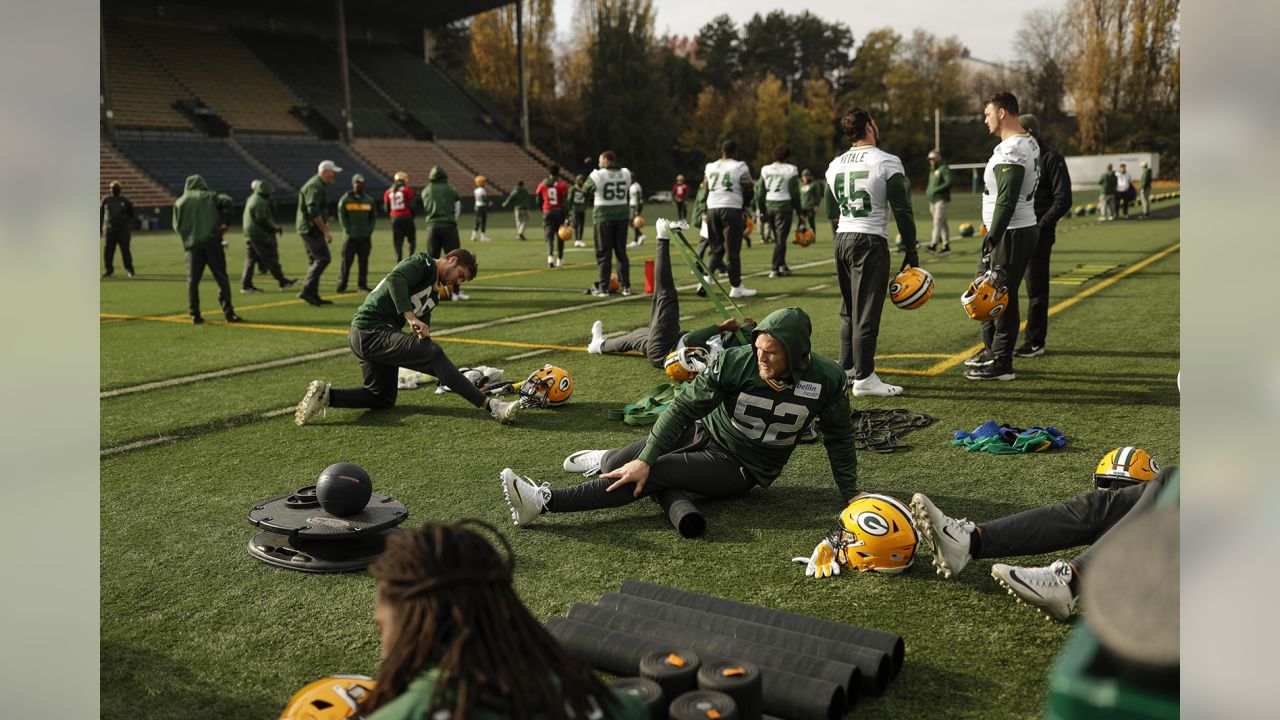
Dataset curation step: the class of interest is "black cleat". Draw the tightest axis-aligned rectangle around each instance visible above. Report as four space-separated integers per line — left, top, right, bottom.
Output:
191 314 205 325
965 363 1016 381
225 313 245 323
1013 344 1045 358
280 279 298 290
964 348 995 367
241 286 263 294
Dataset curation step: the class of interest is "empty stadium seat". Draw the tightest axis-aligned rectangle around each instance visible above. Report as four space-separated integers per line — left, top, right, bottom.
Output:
113 131 280 200
235 32 407 139
102 20 195 131
347 44 502 141
121 21 309 135
437 140 557 195
100 143 175 208
350 139 477 195
237 134 391 198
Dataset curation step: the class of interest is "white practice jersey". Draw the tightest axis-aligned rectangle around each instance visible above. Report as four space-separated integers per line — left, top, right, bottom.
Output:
589 167 633 208
704 159 751 210
629 181 642 207
981 133 1039 230
760 162 799 203
1115 171 1132 192
474 186 489 208
824 145 907 237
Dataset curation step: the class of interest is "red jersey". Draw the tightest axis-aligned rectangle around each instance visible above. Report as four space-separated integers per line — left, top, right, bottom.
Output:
673 183 690 201
384 184 417 218
534 178 570 212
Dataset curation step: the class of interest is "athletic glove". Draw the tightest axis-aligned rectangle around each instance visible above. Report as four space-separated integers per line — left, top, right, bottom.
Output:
792 538 841 579
656 218 671 240
900 251 919 271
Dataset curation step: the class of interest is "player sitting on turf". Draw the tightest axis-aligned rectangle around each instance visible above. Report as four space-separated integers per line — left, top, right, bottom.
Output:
502 306 860 527
909 450 1172 622
294 248 520 426
588 219 755 372
363 520 646 719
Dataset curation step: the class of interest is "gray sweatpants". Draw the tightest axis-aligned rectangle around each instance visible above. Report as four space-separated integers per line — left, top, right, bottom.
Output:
834 232 890 380
600 237 682 366
929 200 950 247
300 229 331 297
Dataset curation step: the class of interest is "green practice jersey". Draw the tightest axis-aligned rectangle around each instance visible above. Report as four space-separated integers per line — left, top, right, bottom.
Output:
639 307 859 499
367 667 648 720
352 253 441 331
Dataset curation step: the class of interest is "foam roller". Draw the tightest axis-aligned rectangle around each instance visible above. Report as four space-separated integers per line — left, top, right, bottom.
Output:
599 592 889 694
669 690 739 720
610 677 667 720
697 660 762 720
640 649 701 699
654 489 706 538
567 603 860 699
546 617 843 720
619 579 905 676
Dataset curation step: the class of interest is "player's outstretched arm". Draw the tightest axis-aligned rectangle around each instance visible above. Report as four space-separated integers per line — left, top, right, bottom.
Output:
818 388 859 502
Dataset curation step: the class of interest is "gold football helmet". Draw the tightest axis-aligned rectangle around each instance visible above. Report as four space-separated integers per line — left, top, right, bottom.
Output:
890 267 934 310
828 493 919 574
961 270 1008 321
664 346 710 383
519 364 574 408
280 676 375 720
1094 447 1161 488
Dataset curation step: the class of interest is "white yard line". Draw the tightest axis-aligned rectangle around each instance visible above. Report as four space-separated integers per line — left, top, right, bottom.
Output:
504 348 552 361
101 349 350 398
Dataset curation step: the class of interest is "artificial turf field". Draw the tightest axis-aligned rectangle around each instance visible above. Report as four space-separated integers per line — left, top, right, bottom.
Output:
100 192 1180 719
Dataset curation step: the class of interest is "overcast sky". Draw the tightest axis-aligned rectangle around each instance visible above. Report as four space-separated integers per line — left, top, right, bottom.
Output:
554 0 1067 65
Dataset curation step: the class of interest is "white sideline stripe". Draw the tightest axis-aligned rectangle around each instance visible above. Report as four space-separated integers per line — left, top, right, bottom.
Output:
103 257 837 400
505 349 552 361
805 283 830 291
764 294 791 301
101 406 295 457
101 349 350 399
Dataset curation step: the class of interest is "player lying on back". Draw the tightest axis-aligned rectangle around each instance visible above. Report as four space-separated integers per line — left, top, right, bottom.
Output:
587 219 755 379
502 306 860 526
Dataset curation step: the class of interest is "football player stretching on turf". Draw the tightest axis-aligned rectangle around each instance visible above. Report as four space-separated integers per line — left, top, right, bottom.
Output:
587 219 754 371
295 248 519 426
502 306 860 526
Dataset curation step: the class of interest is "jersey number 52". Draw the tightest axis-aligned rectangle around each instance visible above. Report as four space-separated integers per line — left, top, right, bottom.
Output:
732 395 810 446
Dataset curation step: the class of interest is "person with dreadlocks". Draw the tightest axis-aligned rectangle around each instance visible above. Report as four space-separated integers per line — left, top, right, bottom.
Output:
364 520 647 719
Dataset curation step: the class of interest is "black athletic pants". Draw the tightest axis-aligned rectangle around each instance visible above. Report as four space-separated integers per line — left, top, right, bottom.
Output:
1021 222 1056 349
767 209 793 270
594 218 630 290
978 471 1167 575
834 232 890 380
300 229 331 298
104 225 134 275
572 210 585 243
675 200 687 221
187 242 234 318
706 207 744 286
426 225 460 259
474 207 488 234
243 237 289 288
547 424 754 512
328 326 488 410
336 236 371 291
600 237 682 366
977 226 1037 364
544 208 566 258
632 207 644 242
392 217 417 261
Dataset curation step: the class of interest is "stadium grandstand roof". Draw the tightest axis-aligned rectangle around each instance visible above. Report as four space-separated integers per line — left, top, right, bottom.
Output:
212 0 514 28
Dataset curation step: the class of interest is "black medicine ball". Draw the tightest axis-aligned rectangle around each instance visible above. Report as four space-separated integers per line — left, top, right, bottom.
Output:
315 463 373 516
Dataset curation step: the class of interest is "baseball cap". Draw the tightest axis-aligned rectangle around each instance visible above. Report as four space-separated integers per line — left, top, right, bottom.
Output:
352 173 365 183
318 160 343 174
1019 114 1039 137
927 149 941 159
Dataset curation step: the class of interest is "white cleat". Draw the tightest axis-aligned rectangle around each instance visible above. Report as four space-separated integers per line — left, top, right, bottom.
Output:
851 372 903 397
563 449 606 476
295 380 330 426
991 560 1078 622
588 320 605 354
555 257 564 267
548 255 556 268
501 468 551 526
487 398 519 425
451 290 471 301
574 240 586 248
910 493 975 578
728 285 757 298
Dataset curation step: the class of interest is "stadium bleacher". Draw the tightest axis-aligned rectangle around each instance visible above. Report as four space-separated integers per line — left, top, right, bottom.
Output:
237 134 391 198
351 139 477 195
235 32 407 139
347 44 502 141
113 130 283 200
121 21 309 135
102 21 195 131
437 140 554 195
100 143 175 207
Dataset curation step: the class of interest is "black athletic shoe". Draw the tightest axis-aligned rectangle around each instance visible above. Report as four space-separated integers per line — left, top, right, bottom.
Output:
964 348 995 367
335 286 348 294
965 363 1015 381
317 297 334 305
225 313 245 323
937 246 952 256
357 286 372 292
280 279 298 290
102 270 114 278
926 244 938 254
1013 344 1045 358
241 286 263 294
191 314 204 325
298 292 324 307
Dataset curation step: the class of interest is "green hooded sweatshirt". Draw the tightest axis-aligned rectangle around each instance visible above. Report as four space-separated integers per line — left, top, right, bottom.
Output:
243 180 280 245
638 307 859 499
502 183 531 209
296 173 330 235
338 180 377 239
799 173 822 210
173 174 234 251
925 161 952 203
421 165 460 229
1100 168 1117 193
570 175 588 212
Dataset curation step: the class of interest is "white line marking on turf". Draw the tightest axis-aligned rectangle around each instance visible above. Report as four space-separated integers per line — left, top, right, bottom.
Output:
805 283 829 291
101 406 296 457
764 294 791 301
101 349 350 399
505 349 552 361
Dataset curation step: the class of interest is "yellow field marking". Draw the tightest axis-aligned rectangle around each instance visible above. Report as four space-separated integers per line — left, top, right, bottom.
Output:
151 291 370 320
924 241 1180 377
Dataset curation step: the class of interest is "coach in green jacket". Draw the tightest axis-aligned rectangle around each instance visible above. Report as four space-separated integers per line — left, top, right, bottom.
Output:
296 159 341 305
502 180 531 240
173 174 240 324
336 174 376 293
925 149 952 254
241 179 295 293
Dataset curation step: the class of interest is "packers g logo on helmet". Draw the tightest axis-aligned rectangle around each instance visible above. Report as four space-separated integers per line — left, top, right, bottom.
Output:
826 493 918 574
889 267 934 310
664 346 709 383
1094 447 1161 489
558 224 574 241
793 228 815 247
961 270 1008 320
280 675 375 720
519 364 574 408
